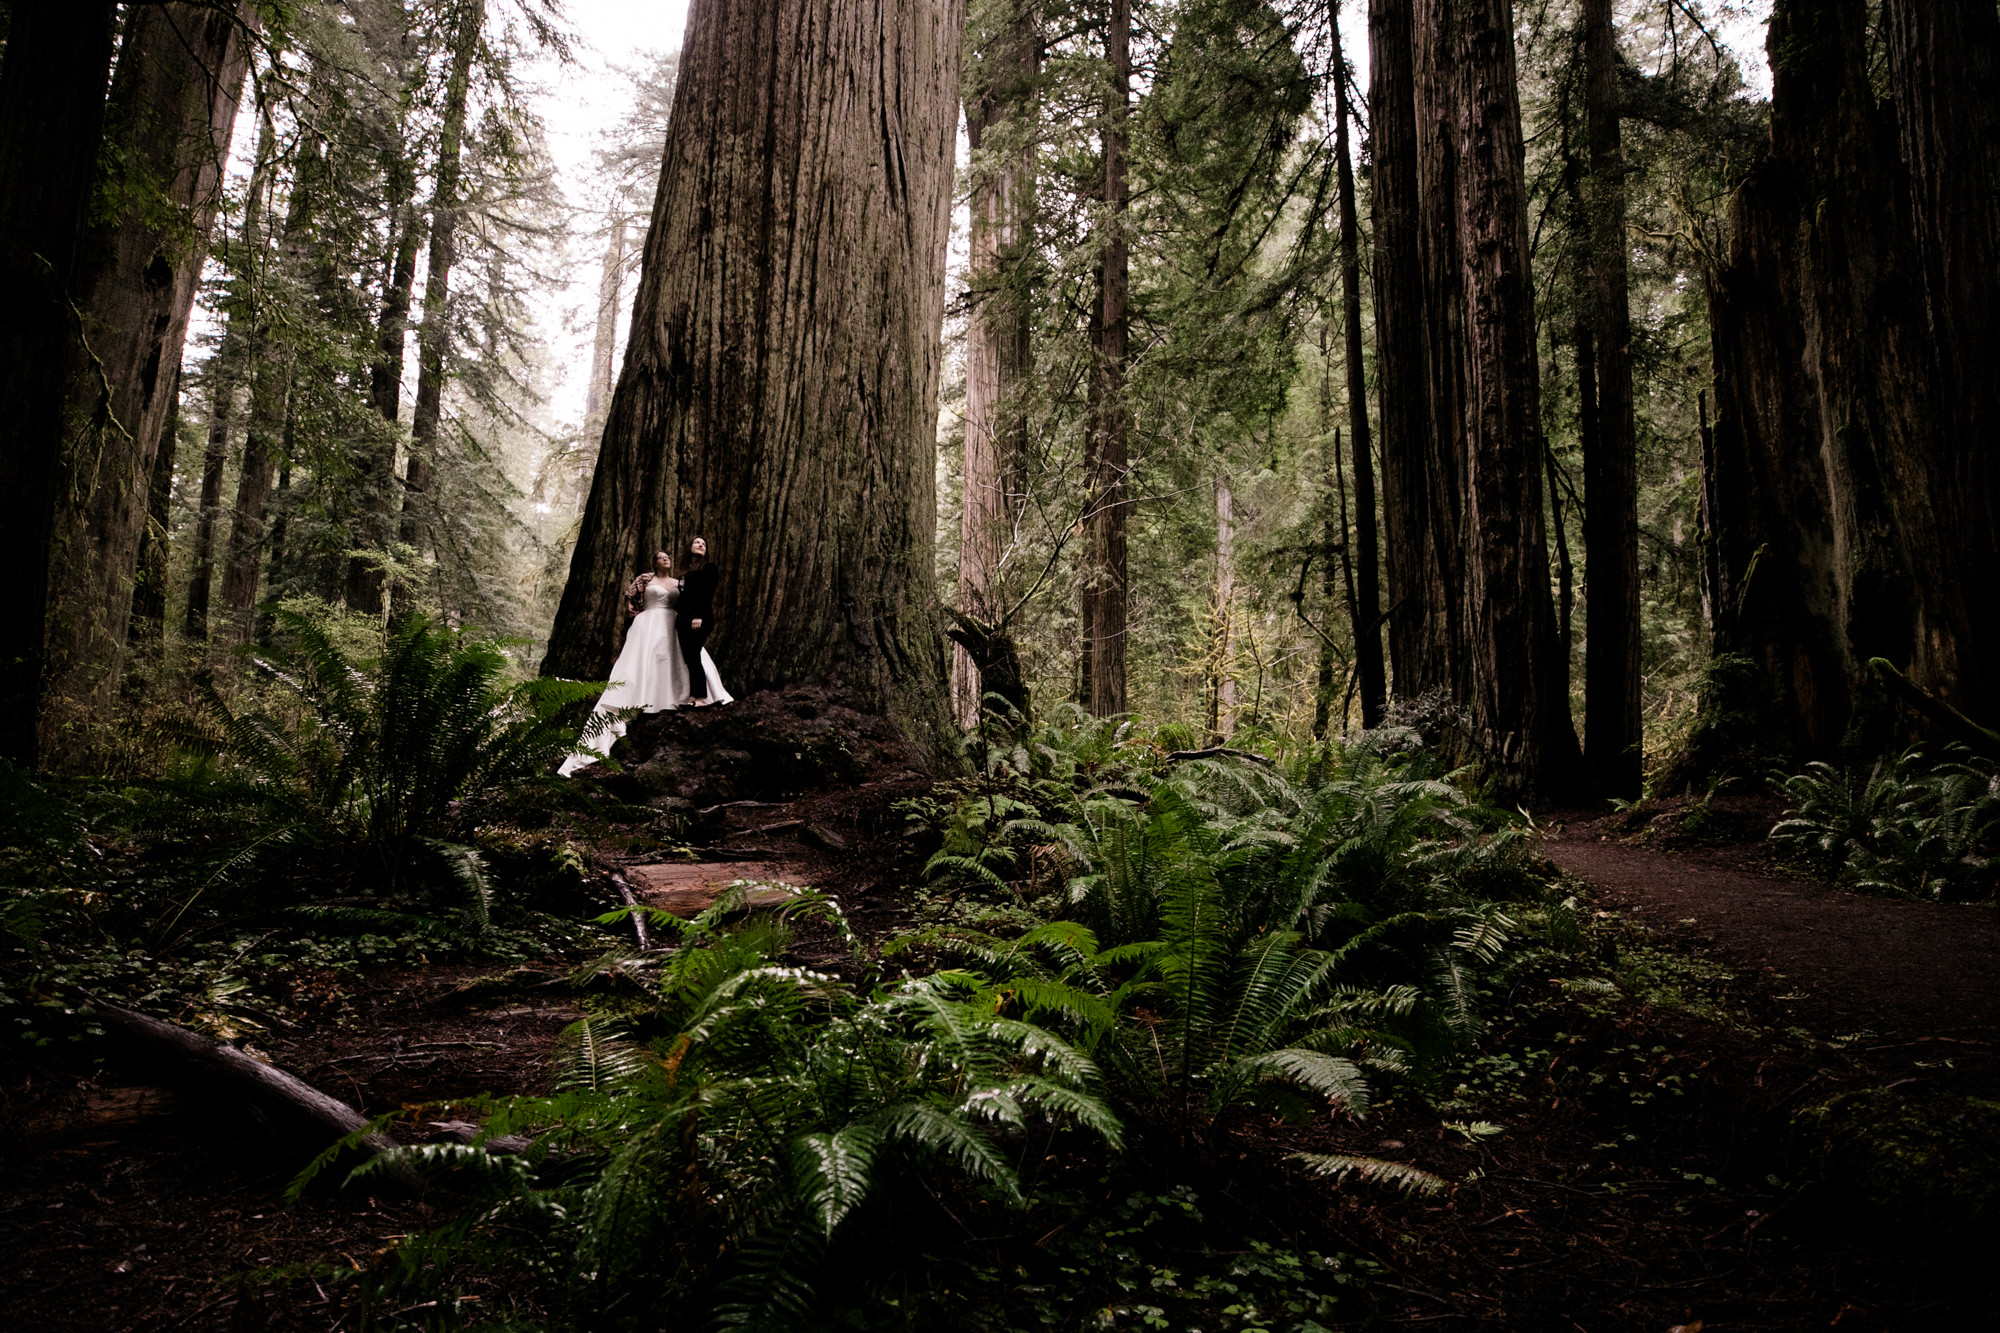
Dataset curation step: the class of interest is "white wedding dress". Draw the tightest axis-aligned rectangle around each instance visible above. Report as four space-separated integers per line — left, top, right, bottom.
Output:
557 576 733 776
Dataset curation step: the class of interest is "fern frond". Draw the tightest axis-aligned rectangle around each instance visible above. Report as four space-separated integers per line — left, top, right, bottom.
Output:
1291 1151 1447 1196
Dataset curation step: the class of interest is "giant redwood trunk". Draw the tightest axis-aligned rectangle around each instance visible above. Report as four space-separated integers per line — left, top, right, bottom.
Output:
1449 0 1578 792
954 0 1038 727
1370 0 1577 792
1705 0 1956 756
38 2 257 746
1883 0 2000 718
0 2 117 766
1580 0 1641 797
540 0 963 750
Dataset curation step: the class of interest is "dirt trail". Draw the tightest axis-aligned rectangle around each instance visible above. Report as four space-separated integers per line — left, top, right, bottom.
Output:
1545 814 2000 1047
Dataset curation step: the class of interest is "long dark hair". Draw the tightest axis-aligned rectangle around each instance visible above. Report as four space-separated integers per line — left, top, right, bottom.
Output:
684 538 709 572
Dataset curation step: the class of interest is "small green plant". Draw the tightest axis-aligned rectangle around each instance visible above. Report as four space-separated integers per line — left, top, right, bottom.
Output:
1771 746 2000 900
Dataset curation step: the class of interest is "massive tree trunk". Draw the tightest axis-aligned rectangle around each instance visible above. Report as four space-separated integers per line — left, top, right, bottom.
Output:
1082 0 1133 718
0 2 117 767
1333 56 1383 730
398 0 484 574
540 0 963 750
38 2 256 747
1705 0 1952 757
1580 0 1640 797
954 0 1038 728
1369 0 1577 792
1450 0 1578 793
1882 0 2000 718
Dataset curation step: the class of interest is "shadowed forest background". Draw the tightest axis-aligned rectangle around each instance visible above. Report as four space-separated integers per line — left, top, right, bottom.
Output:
3 0 1999 1329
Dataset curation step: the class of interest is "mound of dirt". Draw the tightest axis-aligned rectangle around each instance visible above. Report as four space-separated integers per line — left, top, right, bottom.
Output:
586 683 929 807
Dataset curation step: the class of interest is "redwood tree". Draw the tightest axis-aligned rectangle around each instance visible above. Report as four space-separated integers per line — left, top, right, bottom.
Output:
0 2 117 766
1580 0 1640 797
541 0 963 749
40 1 258 736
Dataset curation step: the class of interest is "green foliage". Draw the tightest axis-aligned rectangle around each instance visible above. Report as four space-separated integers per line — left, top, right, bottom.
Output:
352 898 1124 1328
1771 747 2000 900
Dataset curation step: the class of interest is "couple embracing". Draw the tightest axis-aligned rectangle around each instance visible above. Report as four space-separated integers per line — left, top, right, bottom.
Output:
557 537 733 776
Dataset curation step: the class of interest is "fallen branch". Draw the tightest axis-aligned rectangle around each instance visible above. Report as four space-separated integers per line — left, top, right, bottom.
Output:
1163 747 1276 768
89 1001 423 1192
609 871 652 951
1869 657 2000 761
727 819 804 840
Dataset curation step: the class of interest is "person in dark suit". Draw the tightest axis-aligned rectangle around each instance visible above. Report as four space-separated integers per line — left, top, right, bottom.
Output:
676 535 722 705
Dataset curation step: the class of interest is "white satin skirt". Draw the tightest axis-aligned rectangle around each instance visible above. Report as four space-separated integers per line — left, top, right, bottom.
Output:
557 607 733 776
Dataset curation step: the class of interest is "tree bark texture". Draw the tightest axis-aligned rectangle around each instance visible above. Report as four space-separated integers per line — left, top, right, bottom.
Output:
1369 0 1578 793
1333 57 1383 729
1882 0 2000 716
1083 0 1133 718
954 0 1038 728
125 360 181 668
398 0 484 568
1705 0 1958 756
38 2 257 748
540 0 964 752
584 213 629 440
1368 0 1451 702
1581 0 1640 797
0 2 117 766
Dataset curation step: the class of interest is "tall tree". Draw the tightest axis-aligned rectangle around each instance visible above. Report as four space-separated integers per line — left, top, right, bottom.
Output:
1082 0 1133 717
37 2 257 740
398 0 485 572
1333 50 1383 729
0 1 117 766
541 0 963 748
1705 0 1956 756
1580 0 1640 796
954 0 1039 727
1368 0 1454 703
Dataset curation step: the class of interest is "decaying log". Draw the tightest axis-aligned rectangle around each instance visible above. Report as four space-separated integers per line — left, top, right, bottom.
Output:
1163 747 1276 768
90 1000 423 1192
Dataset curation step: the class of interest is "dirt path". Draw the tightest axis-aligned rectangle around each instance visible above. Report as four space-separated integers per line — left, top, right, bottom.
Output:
1545 814 2000 1048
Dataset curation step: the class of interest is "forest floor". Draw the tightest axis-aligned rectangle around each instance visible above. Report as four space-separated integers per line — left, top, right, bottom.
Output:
4 772 1997 1331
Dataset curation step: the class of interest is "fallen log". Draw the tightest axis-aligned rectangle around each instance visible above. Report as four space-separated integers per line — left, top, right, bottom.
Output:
1163 746 1276 768
89 1000 424 1193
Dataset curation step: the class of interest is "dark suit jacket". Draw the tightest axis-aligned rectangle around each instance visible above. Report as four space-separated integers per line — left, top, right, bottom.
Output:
679 563 719 622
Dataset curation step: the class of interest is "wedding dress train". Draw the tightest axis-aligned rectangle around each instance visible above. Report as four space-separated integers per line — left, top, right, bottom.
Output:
557 577 733 776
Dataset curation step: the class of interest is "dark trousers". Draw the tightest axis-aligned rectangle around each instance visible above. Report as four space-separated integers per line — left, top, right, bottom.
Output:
678 621 712 698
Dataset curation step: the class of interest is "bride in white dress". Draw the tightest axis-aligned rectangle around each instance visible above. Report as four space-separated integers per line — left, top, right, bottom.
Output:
558 550 733 776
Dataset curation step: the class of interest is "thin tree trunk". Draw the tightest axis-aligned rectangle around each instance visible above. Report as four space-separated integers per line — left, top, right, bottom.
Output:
1208 476 1236 738
955 0 1038 728
583 213 628 441
1367 0 1444 704
1333 55 1383 729
0 2 117 766
540 0 963 752
346 197 424 616
1581 0 1641 797
184 117 276 645
398 0 485 576
39 3 257 749
125 360 181 671
1083 0 1132 718
1313 320 1342 740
